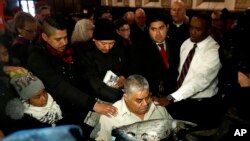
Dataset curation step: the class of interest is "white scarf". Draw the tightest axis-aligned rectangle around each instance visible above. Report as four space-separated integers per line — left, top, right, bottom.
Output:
23 93 63 125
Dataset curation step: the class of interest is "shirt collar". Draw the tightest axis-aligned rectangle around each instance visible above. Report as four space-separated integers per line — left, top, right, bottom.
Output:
173 21 183 27
156 41 166 50
193 35 211 49
120 98 131 116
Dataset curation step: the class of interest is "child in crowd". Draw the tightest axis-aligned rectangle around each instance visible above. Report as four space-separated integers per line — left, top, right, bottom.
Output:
5 72 64 131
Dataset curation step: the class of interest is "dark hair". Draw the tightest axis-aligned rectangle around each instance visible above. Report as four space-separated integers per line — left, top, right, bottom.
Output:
114 18 129 30
42 17 67 36
35 1 50 14
146 13 169 29
193 12 212 30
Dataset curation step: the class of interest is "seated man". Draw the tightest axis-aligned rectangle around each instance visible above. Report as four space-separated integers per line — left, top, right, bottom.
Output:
93 74 173 141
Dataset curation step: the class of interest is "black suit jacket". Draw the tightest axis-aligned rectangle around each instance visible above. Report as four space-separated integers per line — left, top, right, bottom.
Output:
129 36 180 96
130 23 147 45
74 40 124 103
168 22 189 49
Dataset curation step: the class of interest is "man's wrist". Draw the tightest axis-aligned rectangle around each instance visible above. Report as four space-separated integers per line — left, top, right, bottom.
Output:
166 95 175 103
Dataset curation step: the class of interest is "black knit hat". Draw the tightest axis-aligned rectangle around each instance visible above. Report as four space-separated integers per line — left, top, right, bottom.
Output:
93 18 116 40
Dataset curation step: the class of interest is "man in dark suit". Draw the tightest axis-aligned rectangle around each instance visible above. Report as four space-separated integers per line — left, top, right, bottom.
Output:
168 0 189 50
130 8 147 44
130 13 179 97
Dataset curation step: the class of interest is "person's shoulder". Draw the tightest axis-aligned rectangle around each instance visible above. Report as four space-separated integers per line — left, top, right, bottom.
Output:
28 44 48 62
30 42 44 51
12 36 30 46
135 36 153 47
113 99 123 108
167 36 179 45
154 104 167 111
205 36 220 49
180 38 191 47
180 23 189 28
154 104 173 119
72 40 91 49
29 44 45 56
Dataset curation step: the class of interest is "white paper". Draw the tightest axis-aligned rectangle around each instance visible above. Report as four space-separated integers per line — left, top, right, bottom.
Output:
103 70 118 87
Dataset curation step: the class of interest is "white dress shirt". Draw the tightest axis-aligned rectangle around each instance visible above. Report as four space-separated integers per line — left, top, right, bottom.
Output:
172 35 221 101
95 98 172 141
156 41 166 51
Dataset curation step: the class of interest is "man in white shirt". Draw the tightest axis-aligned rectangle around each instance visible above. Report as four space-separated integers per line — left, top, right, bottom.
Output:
154 12 222 129
93 74 172 141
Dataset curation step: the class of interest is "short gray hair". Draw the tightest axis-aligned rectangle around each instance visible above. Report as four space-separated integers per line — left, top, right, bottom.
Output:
124 74 149 95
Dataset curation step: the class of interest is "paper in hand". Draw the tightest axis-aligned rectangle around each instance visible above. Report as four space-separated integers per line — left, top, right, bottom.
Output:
103 70 118 87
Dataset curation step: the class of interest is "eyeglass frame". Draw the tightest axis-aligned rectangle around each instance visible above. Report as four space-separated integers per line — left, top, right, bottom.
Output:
22 28 37 33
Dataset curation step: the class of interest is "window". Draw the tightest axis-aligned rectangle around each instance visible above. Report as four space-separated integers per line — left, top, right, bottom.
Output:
20 0 35 16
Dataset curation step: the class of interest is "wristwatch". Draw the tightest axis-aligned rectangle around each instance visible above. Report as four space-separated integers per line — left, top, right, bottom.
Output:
166 95 175 103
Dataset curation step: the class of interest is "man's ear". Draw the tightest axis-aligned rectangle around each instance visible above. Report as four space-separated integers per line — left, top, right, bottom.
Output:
123 93 128 101
116 29 120 35
17 28 23 35
166 24 169 29
41 33 48 41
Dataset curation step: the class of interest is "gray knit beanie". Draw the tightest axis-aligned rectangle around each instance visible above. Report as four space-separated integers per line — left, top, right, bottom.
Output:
10 72 45 100
6 72 45 120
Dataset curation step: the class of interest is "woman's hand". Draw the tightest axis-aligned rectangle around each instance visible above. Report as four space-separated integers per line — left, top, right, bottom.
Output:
93 102 118 117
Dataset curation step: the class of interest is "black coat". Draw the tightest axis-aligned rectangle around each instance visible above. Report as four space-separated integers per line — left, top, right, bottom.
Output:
168 22 189 49
27 44 96 121
129 36 180 96
130 23 147 45
0 86 17 135
74 41 125 103
11 36 33 67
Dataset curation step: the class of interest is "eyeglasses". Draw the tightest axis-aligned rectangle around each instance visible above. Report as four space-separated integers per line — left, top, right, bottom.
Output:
22 28 37 33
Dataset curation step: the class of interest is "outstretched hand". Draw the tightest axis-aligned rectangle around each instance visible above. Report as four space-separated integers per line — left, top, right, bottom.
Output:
93 102 118 117
152 96 172 107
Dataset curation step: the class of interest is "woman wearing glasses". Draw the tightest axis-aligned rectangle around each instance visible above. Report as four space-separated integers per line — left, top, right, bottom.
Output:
11 11 38 67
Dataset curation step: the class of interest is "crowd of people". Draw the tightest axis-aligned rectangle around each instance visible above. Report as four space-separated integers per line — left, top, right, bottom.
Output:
0 0 250 140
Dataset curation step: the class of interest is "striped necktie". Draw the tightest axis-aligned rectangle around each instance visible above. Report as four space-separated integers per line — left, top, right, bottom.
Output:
176 43 197 89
